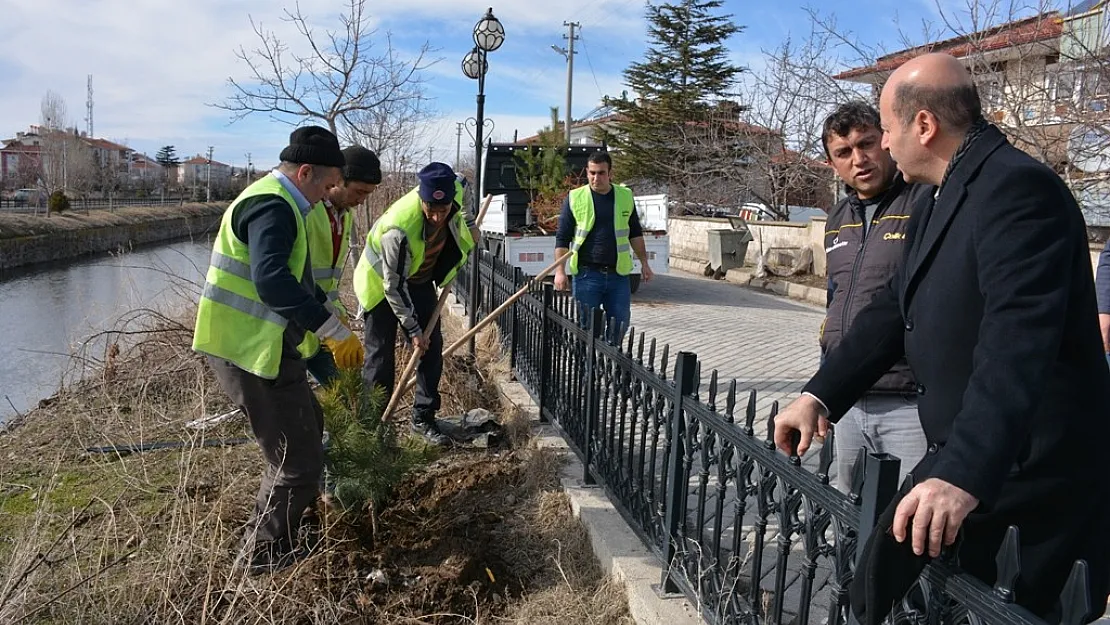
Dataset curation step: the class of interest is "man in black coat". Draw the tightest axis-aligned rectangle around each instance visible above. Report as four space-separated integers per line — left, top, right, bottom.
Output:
773 52 1110 621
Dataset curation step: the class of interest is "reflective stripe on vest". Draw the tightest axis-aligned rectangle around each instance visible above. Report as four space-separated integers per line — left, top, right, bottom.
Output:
192 174 313 379
567 184 635 276
354 182 472 312
305 202 352 318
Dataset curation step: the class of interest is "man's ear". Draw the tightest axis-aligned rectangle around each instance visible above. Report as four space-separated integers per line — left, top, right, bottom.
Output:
917 110 939 146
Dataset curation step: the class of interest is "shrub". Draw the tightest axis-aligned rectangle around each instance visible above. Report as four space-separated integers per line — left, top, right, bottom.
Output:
48 190 70 213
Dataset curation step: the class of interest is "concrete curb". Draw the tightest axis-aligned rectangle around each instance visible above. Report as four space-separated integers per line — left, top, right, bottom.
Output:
494 374 704 625
668 256 827 307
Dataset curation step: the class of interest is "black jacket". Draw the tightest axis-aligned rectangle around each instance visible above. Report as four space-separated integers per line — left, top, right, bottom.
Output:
806 125 1110 619
822 174 933 393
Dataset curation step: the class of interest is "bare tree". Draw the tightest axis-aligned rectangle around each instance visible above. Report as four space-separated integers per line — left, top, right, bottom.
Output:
39 91 71 196
738 18 868 218
216 0 436 139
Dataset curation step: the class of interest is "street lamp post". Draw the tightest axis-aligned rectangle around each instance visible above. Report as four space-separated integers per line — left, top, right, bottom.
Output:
462 7 505 356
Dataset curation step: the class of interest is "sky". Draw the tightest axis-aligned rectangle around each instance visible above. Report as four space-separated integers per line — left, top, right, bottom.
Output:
0 0 1054 170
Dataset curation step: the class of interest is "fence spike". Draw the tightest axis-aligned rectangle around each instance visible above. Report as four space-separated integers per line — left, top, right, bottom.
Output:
707 370 719 411
993 526 1021 602
1058 560 1092 625
744 390 757 435
817 427 834 483
648 338 657 372
847 446 868 504
764 401 779 449
636 332 645 364
693 360 702 399
724 380 737 424
625 325 635 355
661 344 670 379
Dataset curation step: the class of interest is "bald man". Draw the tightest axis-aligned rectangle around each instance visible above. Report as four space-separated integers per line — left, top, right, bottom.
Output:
774 53 1110 621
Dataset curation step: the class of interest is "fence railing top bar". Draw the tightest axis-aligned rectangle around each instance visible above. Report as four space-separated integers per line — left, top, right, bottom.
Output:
683 397 862 523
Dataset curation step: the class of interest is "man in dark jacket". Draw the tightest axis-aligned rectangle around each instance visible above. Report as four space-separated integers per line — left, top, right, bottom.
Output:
820 101 931 493
773 53 1110 621
193 126 364 575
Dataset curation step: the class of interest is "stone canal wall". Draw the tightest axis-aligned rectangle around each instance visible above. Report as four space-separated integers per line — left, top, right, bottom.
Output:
0 203 226 271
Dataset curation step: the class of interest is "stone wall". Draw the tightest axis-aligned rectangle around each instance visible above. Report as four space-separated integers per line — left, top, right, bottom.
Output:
668 216 829 276
0 204 225 271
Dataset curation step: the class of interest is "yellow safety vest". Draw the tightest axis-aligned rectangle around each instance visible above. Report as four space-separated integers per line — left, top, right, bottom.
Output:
305 201 352 318
192 175 318 378
353 183 473 312
567 184 635 276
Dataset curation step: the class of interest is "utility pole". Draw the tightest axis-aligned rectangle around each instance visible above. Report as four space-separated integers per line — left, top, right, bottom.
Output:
456 122 463 169
244 152 253 182
551 22 579 144
205 146 214 202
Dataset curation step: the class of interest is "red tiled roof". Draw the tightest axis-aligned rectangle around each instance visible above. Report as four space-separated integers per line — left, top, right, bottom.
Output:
85 137 132 151
835 13 1063 81
0 143 41 154
773 148 831 169
182 155 230 167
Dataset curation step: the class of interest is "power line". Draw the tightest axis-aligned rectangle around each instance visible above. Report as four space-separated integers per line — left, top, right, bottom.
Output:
578 33 605 104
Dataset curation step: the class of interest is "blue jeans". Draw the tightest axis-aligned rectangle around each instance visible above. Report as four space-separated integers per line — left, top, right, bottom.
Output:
572 267 631 345
305 347 340 388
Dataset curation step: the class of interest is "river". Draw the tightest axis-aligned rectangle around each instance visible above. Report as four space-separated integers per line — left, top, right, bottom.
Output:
0 237 215 423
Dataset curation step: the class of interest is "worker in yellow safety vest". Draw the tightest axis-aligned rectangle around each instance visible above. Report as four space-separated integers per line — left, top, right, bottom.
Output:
553 151 654 344
353 162 480 446
192 126 362 575
303 146 382 386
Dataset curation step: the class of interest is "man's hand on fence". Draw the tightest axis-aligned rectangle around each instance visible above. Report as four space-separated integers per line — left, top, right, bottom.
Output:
892 478 979 558
773 395 828 457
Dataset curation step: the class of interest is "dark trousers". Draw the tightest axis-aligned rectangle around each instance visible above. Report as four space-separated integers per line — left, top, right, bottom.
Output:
208 355 324 548
361 281 443 422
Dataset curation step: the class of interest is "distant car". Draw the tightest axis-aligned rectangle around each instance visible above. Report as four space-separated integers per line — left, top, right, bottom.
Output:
12 188 44 206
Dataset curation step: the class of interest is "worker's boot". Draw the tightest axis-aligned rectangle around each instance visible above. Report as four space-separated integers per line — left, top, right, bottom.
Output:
411 413 450 447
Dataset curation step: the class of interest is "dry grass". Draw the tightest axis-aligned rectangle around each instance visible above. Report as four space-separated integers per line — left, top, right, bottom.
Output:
0 202 226 240
0 273 633 624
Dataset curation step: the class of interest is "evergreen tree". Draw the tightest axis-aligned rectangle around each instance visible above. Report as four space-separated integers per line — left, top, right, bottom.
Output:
155 145 180 168
317 369 436 522
515 108 578 231
602 0 744 201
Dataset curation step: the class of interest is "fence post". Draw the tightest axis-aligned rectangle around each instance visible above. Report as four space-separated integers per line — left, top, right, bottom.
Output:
855 452 901 569
583 307 604 485
662 351 698 594
509 266 520 375
538 283 553 423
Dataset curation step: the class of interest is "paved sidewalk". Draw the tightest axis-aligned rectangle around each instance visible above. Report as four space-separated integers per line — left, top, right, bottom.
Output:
630 269 825 429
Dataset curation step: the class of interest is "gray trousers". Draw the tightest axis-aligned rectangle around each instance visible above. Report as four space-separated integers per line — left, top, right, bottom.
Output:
208 355 324 548
833 393 927 493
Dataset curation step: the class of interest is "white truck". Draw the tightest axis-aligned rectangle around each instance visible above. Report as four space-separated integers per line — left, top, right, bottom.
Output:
477 143 669 293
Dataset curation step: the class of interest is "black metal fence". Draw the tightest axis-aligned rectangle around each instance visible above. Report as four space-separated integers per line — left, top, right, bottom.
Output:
455 250 1095 625
0 196 187 213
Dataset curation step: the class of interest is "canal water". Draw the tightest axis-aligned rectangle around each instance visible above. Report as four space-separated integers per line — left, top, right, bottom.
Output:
0 237 214 423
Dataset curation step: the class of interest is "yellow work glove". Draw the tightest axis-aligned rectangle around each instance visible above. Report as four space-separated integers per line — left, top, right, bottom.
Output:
324 334 364 370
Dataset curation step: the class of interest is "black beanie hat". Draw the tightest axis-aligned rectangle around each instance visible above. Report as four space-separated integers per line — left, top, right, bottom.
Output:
278 126 345 168
341 146 382 184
